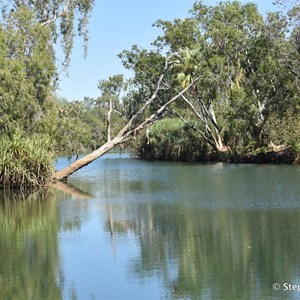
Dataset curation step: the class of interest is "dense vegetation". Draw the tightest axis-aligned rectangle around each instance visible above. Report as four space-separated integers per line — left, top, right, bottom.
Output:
137 118 212 161
137 0 300 162
0 1 95 187
0 133 54 188
0 0 299 187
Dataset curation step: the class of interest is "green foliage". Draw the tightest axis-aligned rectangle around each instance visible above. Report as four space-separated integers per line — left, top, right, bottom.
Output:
1 0 299 174
153 18 200 52
269 110 300 148
97 74 128 139
81 97 107 148
53 99 93 154
0 133 55 188
1 0 95 68
0 1 98 186
137 118 211 161
135 1 299 162
0 6 56 136
118 45 167 117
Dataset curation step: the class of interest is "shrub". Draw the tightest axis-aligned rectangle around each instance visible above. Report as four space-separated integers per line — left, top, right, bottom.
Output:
137 118 211 161
0 133 54 188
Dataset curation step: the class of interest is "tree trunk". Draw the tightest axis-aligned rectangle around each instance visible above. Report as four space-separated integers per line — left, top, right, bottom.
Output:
106 98 113 142
180 94 229 153
51 75 200 182
214 133 229 153
52 137 121 181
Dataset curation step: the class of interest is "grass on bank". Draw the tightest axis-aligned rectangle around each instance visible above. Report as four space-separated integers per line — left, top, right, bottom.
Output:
137 118 212 162
0 133 55 188
137 118 300 164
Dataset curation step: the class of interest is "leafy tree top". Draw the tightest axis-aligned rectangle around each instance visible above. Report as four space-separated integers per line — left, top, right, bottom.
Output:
1 0 95 68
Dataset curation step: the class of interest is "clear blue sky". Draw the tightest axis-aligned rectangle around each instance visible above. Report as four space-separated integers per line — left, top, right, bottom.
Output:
57 0 277 101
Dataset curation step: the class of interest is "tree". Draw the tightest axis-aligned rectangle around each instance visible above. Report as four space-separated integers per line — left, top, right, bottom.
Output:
0 0 95 160
274 0 300 90
0 7 57 136
53 99 92 154
153 1 299 156
52 54 200 181
0 0 95 139
243 11 298 146
52 0 300 181
155 1 265 154
97 75 126 142
133 0 300 163
1 0 95 68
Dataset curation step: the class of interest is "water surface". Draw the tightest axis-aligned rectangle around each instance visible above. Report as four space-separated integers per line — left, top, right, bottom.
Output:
1 154 300 299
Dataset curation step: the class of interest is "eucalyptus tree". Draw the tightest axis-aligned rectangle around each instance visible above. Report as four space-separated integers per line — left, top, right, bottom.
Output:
149 0 299 158
52 52 200 181
0 7 57 136
1 0 95 67
97 75 127 142
152 1 265 154
243 11 299 147
0 0 95 151
273 0 300 90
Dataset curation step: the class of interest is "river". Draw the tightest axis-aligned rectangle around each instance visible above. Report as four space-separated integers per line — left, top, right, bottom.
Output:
1 154 300 299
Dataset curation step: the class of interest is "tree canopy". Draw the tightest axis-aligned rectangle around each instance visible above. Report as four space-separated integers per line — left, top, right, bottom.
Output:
1 0 95 67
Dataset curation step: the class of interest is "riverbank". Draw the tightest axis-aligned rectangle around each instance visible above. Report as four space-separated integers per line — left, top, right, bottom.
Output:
136 119 300 165
137 139 300 165
1 138 298 190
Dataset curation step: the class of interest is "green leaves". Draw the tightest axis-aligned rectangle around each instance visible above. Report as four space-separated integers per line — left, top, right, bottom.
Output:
153 18 200 53
137 0 300 160
0 6 56 136
1 0 95 68
0 132 55 188
137 118 210 161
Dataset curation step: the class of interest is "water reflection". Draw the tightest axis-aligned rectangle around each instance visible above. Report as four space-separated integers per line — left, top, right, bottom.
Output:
103 203 300 299
1 157 300 299
0 189 62 300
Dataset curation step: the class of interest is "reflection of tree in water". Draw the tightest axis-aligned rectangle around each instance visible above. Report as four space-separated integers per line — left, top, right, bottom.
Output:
0 189 62 300
104 202 300 299
53 185 91 232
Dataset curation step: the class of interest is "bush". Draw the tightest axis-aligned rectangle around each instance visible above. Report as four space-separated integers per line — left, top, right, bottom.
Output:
0 133 55 188
137 118 212 161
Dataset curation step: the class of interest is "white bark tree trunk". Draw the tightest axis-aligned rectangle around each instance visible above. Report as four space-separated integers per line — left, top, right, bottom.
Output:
51 75 200 182
107 97 113 142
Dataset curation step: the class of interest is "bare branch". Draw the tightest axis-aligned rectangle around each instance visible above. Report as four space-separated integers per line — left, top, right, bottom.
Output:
41 0 71 27
117 59 169 136
120 75 201 140
113 109 127 121
180 93 206 123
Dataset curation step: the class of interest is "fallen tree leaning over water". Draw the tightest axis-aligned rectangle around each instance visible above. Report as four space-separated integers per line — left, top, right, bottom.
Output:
52 59 200 182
